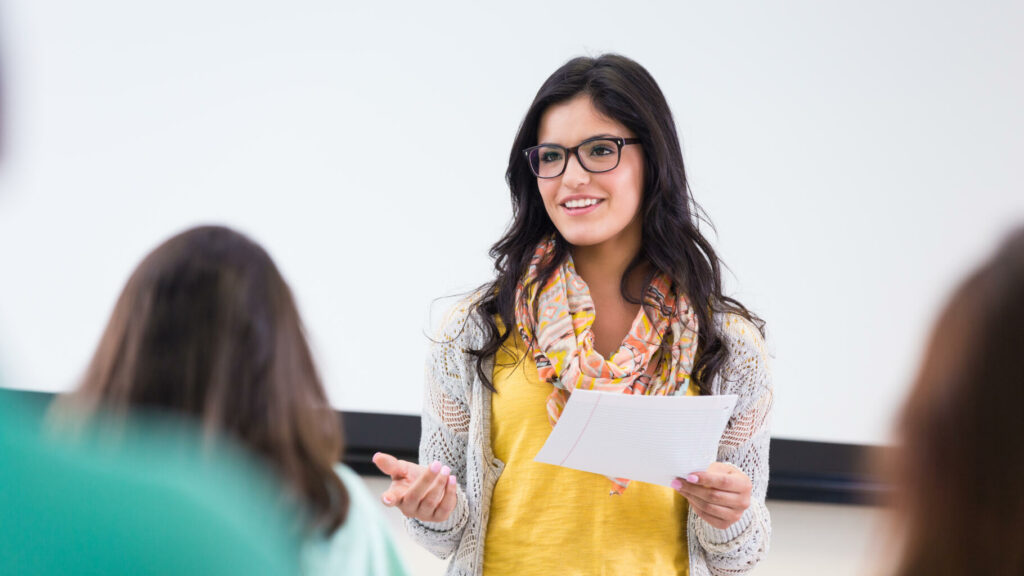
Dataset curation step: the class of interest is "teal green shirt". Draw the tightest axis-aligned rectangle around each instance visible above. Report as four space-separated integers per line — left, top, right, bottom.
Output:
302 464 411 576
0 389 303 575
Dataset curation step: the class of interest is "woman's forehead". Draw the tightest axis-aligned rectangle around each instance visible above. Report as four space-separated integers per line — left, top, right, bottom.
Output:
537 95 632 144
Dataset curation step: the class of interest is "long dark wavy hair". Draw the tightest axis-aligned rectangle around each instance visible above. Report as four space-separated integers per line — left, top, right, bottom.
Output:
57 226 349 534
889 225 1024 576
470 54 763 393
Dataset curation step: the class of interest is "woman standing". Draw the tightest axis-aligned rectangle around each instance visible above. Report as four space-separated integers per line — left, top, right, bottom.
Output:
375 54 773 575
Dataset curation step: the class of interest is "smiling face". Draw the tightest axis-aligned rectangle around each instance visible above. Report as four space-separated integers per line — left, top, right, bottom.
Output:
535 94 645 256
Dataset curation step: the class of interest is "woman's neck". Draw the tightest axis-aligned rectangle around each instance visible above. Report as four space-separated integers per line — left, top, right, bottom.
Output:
572 240 651 357
572 241 645 300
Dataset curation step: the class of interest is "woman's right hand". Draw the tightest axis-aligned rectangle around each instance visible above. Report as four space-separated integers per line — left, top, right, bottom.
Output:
372 452 458 523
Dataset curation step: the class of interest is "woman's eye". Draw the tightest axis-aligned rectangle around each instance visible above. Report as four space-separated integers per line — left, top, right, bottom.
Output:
540 150 564 164
588 145 614 157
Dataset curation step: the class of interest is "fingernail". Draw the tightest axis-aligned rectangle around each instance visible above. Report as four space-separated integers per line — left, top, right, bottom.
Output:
381 495 393 505
429 461 442 473
448 475 456 485
441 465 451 476
373 452 381 458
670 479 682 490
686 474 699 484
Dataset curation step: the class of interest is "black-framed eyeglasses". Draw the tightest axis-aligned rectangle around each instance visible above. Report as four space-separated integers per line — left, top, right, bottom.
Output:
523 136 641 179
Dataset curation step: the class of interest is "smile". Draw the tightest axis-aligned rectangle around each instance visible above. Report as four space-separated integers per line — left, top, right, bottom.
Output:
562 198 601 209
559 197 603 215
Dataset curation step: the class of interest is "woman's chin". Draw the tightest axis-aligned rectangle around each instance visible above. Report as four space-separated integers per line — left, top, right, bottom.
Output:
557 230 602 248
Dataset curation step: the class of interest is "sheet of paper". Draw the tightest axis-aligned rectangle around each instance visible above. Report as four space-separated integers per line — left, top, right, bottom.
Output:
534 389 738 488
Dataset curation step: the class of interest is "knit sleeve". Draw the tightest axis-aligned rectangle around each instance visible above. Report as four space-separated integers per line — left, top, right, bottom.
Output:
689 314 774 575
404 302 476 559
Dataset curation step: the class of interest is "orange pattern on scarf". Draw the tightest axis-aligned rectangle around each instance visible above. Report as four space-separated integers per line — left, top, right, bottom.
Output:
514 237 699 492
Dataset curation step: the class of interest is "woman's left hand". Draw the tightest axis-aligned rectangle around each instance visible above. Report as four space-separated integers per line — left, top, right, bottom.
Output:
671 461 752 530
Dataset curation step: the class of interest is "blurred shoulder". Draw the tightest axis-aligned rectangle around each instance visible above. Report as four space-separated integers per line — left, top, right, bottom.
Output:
334 464 368 495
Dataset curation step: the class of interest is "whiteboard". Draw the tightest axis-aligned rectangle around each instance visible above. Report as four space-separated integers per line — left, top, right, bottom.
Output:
2 0 1022 445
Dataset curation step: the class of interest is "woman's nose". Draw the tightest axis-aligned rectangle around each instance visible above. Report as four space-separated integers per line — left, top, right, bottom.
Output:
561 152 590 187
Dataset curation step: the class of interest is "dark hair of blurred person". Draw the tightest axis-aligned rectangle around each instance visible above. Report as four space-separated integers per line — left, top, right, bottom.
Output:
889 225 1024 576
58 225 348 534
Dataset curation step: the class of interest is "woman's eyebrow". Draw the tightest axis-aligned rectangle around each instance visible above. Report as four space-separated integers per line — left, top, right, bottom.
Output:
537 133 620 146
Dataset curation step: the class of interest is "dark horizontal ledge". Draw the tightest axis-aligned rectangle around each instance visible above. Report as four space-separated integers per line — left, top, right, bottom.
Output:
6 392 887 505
342 411 887 505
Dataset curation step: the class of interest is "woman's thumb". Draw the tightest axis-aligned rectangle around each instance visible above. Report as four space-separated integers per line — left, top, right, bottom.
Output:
372 452 404 477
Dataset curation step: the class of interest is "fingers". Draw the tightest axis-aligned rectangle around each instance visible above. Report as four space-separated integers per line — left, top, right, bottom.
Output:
688 499 738 530
688 463 752 496
372 452 408 480
380 485 403 507
673 477 751 508
414 464 454 521
401 460 442 509
374 452 423 508
434 474 458 521
671 463 753 529
675 482 746 529
379 472 411 508
394 460 458 523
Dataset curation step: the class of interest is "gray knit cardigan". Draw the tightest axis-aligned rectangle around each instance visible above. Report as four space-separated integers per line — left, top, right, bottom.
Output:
406 301 773 576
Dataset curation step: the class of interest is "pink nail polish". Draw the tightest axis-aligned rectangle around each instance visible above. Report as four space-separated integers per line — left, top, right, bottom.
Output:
448 475 457 485
670 479 682 490
441 465 451 476
429 461 442 474
382 496 393 505
686 474 699 484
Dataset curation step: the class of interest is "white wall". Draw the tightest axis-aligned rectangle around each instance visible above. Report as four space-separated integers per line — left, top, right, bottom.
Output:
1 1 1023 445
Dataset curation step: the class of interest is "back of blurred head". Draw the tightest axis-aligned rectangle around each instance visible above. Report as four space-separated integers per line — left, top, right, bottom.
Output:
892 226 1024 576
62 225 348 534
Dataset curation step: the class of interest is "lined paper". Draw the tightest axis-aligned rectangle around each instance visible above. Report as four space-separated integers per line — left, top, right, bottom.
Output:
534 389 738 487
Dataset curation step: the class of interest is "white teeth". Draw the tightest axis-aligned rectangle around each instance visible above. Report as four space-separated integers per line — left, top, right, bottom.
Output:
564 198 599 209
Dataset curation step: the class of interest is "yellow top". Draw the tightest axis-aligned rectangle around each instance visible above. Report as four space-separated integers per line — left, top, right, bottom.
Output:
482 333 693 576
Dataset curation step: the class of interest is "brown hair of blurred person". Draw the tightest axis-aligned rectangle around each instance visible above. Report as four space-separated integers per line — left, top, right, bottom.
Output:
59 225 348 534
890 226 1024 576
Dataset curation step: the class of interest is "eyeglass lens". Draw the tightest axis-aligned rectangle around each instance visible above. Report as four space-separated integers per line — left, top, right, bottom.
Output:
528 139 621 178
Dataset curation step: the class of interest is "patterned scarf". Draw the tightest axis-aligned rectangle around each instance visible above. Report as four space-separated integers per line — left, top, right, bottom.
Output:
514 236 699 492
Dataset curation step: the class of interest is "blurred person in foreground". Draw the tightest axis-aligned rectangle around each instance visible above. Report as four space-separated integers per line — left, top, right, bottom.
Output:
0 39 295 576
55 225 409 576
0 388 302 575
886 225 1024 576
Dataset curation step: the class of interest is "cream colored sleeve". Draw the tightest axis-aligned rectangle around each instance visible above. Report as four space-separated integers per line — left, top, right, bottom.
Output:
689 314 774 575
404 304 475 560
